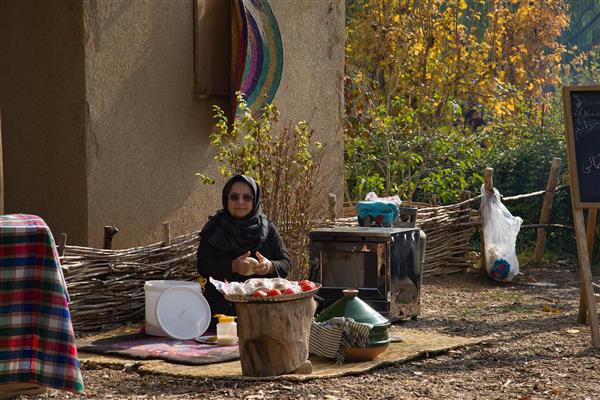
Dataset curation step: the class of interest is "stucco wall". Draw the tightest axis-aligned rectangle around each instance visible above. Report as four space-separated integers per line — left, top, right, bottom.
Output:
83 0 225 248
0 0 88 243
82 0 345 248
270 0 345 207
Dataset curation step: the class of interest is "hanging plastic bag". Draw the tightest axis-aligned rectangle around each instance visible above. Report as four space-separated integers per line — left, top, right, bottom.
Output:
364 191 402 207
479 184 523 282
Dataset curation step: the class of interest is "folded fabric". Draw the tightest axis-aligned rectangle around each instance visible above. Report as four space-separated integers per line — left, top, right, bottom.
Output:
309 317 372 364
77 332 239 366
0 214 84 394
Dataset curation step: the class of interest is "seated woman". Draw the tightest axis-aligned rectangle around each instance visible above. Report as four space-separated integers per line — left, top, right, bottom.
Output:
197 175 292 323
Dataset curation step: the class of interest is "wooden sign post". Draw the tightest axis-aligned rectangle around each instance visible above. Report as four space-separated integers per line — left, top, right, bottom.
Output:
563 86 600 347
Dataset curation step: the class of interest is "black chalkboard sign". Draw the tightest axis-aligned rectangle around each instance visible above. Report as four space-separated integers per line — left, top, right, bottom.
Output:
563 86 600 208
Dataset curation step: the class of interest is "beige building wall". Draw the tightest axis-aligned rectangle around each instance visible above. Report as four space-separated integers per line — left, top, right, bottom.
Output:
82 0 224 248
270 0 345 206
0 0 88 243
82 0 345 249
1 0 344 248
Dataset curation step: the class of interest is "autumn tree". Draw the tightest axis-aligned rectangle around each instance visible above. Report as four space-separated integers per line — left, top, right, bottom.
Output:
345 0 569 202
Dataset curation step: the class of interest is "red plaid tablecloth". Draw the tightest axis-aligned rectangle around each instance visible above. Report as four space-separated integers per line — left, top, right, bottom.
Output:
0 214 84 394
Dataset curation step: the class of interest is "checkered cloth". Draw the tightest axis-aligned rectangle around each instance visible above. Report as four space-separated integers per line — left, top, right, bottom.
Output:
0 214 84 394
309 317 372 364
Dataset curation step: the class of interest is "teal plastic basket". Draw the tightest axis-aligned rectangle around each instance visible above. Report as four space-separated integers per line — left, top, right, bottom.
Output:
356 201 399 227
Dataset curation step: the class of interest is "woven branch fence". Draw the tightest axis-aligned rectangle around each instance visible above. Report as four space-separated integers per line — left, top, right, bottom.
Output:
60 161 569 332
62 234 199 332
336 198 481 275
60 198 483 332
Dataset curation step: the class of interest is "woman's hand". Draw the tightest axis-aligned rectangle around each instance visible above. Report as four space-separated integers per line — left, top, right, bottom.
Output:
232 251 251 274
254 251 274 276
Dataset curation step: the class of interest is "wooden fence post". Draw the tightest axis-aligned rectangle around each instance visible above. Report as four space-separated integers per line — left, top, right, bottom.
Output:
430 194 438 217
480 167 494 276
533 157 562 263
57 233 68 257
103 226 119 249
163 222 171 246
57 233 69 273
460 190 472 253
460 190 471 213
483 167 494 193
328 193 337 222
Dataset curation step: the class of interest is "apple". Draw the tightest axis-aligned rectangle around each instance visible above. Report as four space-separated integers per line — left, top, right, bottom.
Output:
301 282 317 292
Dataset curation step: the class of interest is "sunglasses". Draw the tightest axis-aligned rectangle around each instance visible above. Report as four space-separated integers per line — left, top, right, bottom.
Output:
228 193 254 202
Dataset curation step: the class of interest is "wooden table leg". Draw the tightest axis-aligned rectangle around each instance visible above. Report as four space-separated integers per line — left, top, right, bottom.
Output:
574 208 600 347
578 208 597 323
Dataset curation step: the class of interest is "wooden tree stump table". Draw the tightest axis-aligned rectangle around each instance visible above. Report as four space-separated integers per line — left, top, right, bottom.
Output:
234 296 317 377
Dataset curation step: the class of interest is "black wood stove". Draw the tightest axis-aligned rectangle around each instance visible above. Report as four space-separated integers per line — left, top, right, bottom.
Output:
309 226 424 320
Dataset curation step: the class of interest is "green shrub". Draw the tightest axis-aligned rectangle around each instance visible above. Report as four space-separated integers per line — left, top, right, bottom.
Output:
198 94 326 278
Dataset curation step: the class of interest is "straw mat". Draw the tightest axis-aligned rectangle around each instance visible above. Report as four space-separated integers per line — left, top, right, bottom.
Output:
78 326 486 381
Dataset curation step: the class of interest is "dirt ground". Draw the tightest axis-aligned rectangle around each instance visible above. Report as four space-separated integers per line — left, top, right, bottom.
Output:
22 262 600 400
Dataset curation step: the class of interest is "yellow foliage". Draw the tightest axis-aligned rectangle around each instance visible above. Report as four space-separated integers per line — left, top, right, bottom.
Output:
345 0 569 137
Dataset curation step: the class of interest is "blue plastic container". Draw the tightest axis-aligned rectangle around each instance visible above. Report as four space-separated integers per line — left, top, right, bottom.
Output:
356 201 399 227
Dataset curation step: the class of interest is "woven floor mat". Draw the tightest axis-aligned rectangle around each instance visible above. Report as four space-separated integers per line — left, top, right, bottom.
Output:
78 327 487 381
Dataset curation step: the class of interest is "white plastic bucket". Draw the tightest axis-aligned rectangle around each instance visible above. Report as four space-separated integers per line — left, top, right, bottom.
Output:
144 280 209 338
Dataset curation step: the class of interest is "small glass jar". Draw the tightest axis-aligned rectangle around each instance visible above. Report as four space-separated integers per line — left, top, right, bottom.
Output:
214 314 238 346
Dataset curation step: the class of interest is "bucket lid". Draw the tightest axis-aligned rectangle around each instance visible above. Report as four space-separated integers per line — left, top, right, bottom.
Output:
145 280 199 289
156 286 211 340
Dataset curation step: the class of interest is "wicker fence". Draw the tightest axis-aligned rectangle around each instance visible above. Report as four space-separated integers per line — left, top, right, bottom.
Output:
61 199 481 332
333 198 481 276
62 233 200 332
60 161 569 332
413 200 481 275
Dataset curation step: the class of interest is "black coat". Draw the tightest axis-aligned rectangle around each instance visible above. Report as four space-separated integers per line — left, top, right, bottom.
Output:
197 221 292 320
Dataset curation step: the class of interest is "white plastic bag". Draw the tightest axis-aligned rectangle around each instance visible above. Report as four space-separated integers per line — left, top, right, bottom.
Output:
479 185 523 282
364 191 402 207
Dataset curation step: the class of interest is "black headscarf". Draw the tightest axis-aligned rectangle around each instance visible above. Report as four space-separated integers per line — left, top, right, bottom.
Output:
200 175 269 254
